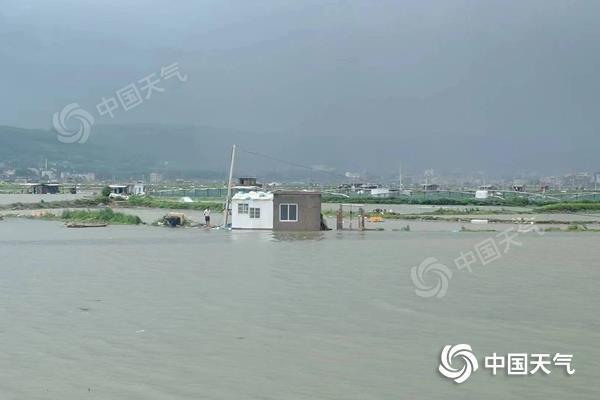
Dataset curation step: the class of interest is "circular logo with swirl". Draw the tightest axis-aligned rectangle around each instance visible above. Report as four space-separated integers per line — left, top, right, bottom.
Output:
410 257 452 298
439 344 479 384
52 103 95 144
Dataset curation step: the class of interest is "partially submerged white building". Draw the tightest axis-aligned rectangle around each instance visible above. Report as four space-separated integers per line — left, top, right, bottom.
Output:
231 190 323 231
231 191 274 230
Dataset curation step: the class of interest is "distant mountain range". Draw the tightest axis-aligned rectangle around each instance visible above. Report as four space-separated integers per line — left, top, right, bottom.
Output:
2 123 598 181
0 124 347 181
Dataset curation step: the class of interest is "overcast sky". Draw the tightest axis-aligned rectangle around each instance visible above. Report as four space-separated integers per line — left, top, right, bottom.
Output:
1 0 599 174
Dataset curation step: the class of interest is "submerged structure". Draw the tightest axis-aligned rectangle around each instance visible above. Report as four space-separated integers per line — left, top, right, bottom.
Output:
21 183 61 194
108 182 146 200
231 190 322 231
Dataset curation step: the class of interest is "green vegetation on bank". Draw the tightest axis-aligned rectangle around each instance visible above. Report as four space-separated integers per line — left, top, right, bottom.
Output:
425 207 532 215
0 182 21 193
543 223 600 232
0 192 222 212
322 209 598 225
325 206 530 220
0 198 102 210
534 202 600 213
62 209 142 225
321 196 539 207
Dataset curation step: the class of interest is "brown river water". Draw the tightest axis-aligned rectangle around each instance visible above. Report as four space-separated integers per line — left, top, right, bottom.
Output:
1 215 599 399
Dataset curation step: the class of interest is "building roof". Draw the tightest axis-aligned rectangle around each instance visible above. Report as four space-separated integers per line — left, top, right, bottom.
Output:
232 191 274 201
272 190 320 195
233 185 262 190
20 183 60 187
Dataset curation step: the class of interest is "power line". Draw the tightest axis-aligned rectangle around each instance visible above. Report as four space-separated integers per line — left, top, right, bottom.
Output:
238 147 348 179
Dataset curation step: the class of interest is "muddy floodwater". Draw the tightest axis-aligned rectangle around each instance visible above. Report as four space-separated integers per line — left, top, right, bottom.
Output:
1 217 599 399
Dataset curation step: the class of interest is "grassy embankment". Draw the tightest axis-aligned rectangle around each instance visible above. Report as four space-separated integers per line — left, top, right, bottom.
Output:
1 194 222 226
0 182 22 194
61 209 142 224
0 198 101 210
543 223 600 232
534 202 600 213
322 208 598 225
0 195 223 211
321 195 541 207
323 207 532 217
12 208 143 225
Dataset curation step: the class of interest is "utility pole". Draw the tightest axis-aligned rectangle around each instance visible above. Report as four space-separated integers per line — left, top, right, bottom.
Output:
223 144 236 227
399 166 403 190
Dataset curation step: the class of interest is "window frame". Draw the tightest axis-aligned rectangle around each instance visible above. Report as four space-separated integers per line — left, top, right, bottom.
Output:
249 207 261 219
279 203 299 222
238 203 249 214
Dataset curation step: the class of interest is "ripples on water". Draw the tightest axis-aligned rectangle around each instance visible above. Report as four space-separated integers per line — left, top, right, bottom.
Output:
0 218 599 399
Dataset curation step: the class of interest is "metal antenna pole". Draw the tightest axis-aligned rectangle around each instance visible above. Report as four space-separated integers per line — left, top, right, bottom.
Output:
224 144 236 227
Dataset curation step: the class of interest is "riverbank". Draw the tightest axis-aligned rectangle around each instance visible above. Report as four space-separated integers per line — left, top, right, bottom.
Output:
5 209 600 234
0 195 223 212
322 195 541 207
534 202 600 213
8 209 143 225
2 194 600 232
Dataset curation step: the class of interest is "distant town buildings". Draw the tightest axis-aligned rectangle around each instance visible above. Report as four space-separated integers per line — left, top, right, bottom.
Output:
421 183 440 191
60 172 96 182
149 172 162 184
0 156 599 194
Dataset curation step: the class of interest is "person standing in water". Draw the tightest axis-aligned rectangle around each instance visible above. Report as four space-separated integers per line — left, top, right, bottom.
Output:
203 207 211 228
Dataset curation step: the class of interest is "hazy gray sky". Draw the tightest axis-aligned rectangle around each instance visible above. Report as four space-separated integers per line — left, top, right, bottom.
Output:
1 0 599 173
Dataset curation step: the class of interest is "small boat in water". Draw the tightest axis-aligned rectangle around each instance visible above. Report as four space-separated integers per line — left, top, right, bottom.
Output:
65 222 107 228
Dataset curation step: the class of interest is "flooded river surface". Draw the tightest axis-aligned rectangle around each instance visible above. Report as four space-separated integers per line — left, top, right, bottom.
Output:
0 193 93 205
1 218 599 399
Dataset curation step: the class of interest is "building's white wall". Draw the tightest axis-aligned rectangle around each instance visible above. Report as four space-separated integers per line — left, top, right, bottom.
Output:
231 198 273 229
131 184 145 195
370 188 390 197
475 190 489 199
